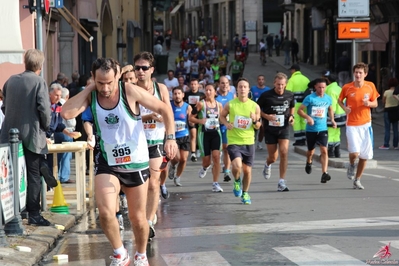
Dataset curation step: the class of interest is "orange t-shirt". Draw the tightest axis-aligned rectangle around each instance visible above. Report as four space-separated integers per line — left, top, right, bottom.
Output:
338 81 380 126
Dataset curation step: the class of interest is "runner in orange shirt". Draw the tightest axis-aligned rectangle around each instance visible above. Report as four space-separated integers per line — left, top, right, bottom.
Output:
338 62 379 190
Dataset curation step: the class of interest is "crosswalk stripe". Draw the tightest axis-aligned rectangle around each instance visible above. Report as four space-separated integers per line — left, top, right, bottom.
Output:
154 216 399 239
162 251 231 266
274 244 368 265
46 259 105 266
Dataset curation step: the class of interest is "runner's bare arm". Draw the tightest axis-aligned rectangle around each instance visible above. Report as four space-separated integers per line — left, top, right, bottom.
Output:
61 83 93 120
220 102 232 130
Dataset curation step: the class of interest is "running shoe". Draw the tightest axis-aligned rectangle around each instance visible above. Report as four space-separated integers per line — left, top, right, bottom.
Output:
223 171 232 182
117 214 124 231
134 255 149 266
347 164 355 180
277 179 289 192
168 164 176 180
233 179 242 197
320 172 331 183
378 145 389 150
110 250 130 266
152 214 157 226
256 142 263 150
148 222 155 241
212 182 223 192
160 185 170 199
263 164 271 179
241 192 251 205
190 153 197 162
174 177 182 186
305 162 312 174
353 179 365 189
198 166 209 178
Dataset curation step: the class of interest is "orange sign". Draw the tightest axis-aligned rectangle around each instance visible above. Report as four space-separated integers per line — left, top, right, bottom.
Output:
338 22 370 39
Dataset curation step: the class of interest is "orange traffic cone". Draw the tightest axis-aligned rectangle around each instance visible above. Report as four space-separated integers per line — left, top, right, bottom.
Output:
50 180 70 214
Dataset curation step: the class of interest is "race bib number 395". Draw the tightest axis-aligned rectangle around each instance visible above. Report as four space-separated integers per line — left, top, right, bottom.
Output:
104 141 137 166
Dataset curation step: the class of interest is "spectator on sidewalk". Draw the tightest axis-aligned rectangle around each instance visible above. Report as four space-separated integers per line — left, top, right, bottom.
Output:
291 38 299 64
274 35 281 56
0 49 54 226
153 40 163 55
165 29 172 51
164 70 179 98
379 77 399 149
281 37 292 65
266 34 274 57
67 72 79 92
336 51 351 87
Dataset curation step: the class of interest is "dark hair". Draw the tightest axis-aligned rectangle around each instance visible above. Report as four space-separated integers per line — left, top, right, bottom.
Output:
133 51 155 66
237 77 249 84
78 74 90 87
326 73 337 83
167 70 175 75
190 78 199 83
388 77 399 88
91 58 119 78
313 78 327 86
172 87 184 93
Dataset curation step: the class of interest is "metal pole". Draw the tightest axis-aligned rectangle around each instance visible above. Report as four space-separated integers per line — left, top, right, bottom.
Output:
36 0 44 77
351 18 356 81
4 129 24 235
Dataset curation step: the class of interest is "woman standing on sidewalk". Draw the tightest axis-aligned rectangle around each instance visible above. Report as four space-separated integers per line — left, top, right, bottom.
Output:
380 78 399 149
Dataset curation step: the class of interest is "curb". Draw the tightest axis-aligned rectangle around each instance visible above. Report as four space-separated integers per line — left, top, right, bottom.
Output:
0 212 77 265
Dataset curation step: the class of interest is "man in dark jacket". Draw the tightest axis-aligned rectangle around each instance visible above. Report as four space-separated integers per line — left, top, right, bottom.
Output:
0 49 53 226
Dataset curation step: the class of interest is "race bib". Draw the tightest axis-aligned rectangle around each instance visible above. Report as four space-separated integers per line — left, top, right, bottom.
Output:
144 121 156 130
269 114 285 127
233 115 251 130
188 95 200 105
205 117 219 130
311 106 326 118
104 141 137 166
175 121 186 132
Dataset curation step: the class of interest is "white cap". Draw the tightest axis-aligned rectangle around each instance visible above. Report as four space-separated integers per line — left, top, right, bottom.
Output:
225 75 231 81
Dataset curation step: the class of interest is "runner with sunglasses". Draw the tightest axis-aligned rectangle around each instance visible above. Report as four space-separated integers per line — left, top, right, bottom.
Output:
61 57 177 266
134 52 173 243
167 87 192 187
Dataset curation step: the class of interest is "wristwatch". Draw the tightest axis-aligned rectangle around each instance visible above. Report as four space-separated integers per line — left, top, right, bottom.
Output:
166 134 176 140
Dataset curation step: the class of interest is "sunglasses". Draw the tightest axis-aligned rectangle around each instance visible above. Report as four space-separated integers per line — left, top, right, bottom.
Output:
134 65 151 71
151 152 170 172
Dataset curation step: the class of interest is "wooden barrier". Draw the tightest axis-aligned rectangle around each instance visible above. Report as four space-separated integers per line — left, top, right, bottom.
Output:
47 141 93 212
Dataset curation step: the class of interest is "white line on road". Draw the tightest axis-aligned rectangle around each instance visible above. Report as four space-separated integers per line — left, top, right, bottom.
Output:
162 251 231 266
274 244 367 265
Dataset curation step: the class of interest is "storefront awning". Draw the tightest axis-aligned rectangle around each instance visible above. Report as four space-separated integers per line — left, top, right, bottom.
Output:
127 20 142 38
0 0 24 64
358 23 389 51
170 1 184 16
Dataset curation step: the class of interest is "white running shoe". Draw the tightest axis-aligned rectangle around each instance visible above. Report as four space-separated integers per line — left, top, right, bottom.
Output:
353 180 365 189
257 142 263 150
117 214 124 231
277 179 289 192
212 182 223 192
174 176 182 186
134 255 149 266
263 164 271 179
198 166 209 178
347 164 355 180
110 250 130 266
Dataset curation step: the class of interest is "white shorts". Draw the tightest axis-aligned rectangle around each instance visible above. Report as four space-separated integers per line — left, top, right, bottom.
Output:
346 123 373 159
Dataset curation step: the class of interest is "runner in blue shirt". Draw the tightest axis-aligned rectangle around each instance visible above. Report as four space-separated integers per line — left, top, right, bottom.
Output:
250 75 270 150
298 78 336 184
216 76 236 182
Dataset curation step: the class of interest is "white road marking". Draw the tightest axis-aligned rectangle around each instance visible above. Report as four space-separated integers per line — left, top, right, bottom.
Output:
274 244 367 265
46 259 105 266
162 251 231 266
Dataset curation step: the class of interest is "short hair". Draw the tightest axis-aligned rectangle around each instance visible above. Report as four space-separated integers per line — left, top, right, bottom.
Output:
274 72 288 82
24 49 45 72
313 78 327 86
167 70 175 75
237 77 249 84
325 73 337 83
133 51 155 67
257 74 265 79
61 87 69 99
353 62 368 74
91 58 119 78
205 83 217 90
190 78 199 83
57 72 66 82
172 87 184 93
78 74 90 87
71 72 80 81
388 78 399 88
49 83 63 94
